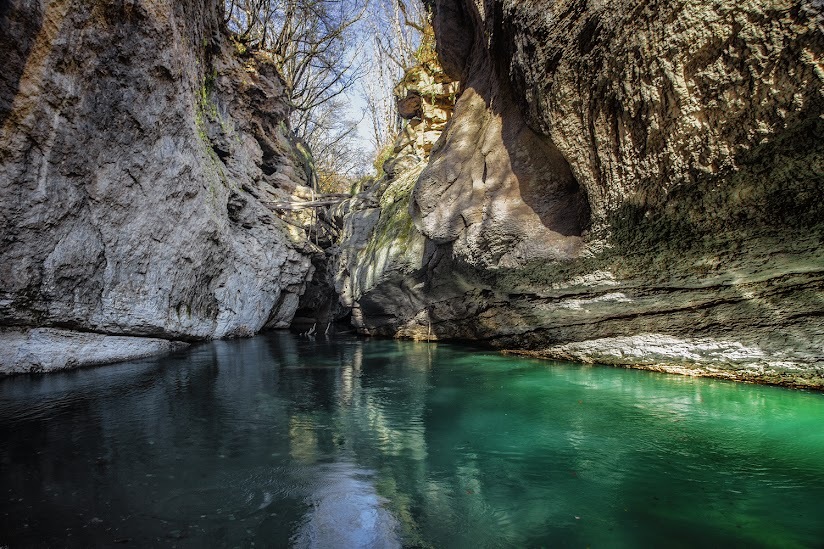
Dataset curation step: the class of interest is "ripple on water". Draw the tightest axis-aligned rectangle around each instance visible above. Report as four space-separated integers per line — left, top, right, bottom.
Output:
293 462 401 549
152 466 303 522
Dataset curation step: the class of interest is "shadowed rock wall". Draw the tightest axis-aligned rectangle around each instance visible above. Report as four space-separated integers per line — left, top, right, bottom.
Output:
340 0 824 387
0 0 316 372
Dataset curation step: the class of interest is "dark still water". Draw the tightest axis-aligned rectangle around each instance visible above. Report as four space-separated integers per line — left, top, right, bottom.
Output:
2 333 824 548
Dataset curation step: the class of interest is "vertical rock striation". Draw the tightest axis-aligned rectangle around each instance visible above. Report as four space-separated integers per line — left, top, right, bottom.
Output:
339 0 824 387
0 0 317 372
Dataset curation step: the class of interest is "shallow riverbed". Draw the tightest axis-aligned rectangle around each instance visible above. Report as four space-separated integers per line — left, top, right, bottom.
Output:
1 333 823 547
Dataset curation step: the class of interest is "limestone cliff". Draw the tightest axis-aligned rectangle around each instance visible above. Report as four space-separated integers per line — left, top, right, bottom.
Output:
339 0 824 387
332 57 458 335
0 0 318 372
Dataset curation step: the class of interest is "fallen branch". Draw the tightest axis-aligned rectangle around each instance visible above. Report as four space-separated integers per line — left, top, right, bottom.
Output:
264 196 349 210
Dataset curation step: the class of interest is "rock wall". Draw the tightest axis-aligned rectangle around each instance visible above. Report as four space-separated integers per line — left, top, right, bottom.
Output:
340 0 824 387
0 0 317 372
331 59 458 335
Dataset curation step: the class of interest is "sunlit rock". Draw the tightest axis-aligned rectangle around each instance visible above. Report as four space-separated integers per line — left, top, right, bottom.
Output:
334 0 824 387
0 0 316 371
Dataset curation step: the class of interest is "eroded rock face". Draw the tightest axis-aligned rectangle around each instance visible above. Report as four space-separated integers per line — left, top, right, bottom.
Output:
0 0 315 371
331 60 457 336
345 0 824 387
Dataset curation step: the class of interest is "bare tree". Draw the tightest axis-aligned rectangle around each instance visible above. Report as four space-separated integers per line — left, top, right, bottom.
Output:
359 0 429 156
225 0 367 138
224 0 429 186
372 0 427 71
303 97 369 193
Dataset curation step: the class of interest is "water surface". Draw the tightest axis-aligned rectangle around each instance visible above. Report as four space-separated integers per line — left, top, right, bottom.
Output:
1 333 823 547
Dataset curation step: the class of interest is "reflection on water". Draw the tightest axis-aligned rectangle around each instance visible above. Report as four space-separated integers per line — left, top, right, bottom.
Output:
294 462 400 549
1 332 824 547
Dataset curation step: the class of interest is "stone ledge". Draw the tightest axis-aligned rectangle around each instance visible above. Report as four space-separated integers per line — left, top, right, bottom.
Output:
506 334 824 390
0 328 189 375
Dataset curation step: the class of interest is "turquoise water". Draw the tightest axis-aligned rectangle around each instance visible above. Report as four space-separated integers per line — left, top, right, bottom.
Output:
1 333 823 548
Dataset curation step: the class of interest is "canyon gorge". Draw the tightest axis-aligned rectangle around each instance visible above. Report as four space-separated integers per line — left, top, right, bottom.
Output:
1 0 822 387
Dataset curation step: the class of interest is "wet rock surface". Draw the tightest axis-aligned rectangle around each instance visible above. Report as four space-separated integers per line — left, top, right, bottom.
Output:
0 0 315 372
338 0 824 386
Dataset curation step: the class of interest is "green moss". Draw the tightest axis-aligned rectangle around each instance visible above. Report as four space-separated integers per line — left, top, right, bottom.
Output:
194 74 227 157
229 35 249 56
372 197 417 251
194 86 210 143
350 175 375 195
359 171 423 266
372 141 395 177
604 115 824 278
412 24 438 69
193 77 233 207
196 76 220 122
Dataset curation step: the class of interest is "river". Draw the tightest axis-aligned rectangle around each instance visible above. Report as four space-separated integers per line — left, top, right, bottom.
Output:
1 333 823 547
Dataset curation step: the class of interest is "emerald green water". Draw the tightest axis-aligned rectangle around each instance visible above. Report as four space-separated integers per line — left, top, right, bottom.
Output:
1 333 823 548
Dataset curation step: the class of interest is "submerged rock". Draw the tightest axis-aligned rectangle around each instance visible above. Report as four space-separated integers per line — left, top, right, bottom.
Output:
0 0 316 372
338 0 824 386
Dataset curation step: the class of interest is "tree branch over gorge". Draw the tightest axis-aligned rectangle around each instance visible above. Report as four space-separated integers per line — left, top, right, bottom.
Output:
223 0 430 192
224 0 366 131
